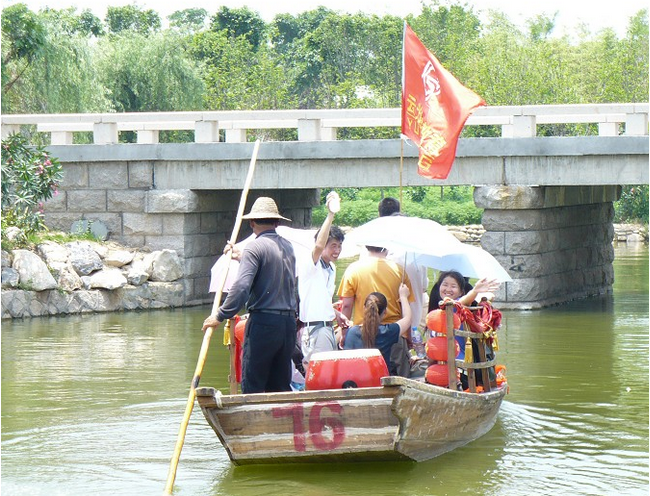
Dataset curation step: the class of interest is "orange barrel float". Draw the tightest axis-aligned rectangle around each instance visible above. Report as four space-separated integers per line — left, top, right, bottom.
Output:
425 363 450 387
425 336 461 361
305 349 388 390
426 309 460 334
234 318 247 344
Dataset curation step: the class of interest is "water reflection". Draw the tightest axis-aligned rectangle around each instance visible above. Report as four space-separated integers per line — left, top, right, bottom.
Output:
1 245 647 495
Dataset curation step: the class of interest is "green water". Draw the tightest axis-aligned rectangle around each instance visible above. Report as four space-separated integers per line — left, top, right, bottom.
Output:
2 244 648 495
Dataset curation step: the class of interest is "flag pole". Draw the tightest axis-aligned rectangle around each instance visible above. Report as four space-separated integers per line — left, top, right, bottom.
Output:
399 20 406 207
399 139 404 206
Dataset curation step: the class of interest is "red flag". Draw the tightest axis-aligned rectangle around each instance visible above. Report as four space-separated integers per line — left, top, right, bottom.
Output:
401 23 485 179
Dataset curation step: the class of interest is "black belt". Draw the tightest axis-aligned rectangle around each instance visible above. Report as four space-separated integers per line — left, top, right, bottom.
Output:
253 309 295 316
305 321 332 328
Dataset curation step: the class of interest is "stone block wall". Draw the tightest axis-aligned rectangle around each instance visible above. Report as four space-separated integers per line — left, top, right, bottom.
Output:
43 160 319 305
475 185 621 309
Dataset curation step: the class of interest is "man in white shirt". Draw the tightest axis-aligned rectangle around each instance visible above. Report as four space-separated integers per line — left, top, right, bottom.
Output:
297 191 349 369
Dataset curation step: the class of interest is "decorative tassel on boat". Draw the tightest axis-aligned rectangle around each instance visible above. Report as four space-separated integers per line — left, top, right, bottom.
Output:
464 337 473 363
491 331 499 351
223 319 232 346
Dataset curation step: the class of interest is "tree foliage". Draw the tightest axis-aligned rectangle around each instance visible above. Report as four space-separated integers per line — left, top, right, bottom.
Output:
1 3 46 95
190 30 290 111
1 3 647 221
105 5 161 35
210 6 266 50
168 8 208 34
2 7 110 114
96 32 204 113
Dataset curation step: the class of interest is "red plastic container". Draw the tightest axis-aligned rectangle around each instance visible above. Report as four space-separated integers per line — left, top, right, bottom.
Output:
305 349 388 390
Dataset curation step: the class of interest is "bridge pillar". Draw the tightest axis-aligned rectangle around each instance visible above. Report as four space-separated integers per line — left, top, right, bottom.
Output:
475 185 621 309
43 159 319 305
141 188 319 303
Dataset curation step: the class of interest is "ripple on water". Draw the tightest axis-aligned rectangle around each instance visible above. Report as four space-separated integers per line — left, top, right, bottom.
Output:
489 401 649 496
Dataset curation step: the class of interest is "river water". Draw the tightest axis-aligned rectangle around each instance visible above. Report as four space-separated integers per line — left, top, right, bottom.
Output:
2 244 648 496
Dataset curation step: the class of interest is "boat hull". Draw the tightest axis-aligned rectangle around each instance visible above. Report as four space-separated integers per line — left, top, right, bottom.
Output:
196 376 506 465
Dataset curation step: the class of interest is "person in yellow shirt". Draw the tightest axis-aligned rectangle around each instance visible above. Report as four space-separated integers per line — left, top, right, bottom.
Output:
337 245 414 343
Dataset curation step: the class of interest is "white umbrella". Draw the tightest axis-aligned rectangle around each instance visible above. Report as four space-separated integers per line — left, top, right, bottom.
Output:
345 216 462 256
209 226 359 292
410 243 512 282
346 216 512 282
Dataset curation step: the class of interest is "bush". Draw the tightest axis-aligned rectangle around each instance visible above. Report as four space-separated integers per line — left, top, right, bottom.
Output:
1 133 63 235
310 186 483 227
615 185 649 223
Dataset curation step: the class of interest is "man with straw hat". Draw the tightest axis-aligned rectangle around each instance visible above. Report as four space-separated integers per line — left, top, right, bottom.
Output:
202 197 297 394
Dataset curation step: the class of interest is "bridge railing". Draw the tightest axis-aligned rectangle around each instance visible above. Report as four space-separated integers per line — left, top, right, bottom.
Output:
2 103 647 145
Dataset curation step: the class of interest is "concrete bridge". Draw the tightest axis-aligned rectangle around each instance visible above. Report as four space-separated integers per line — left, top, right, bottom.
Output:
2 104 648 309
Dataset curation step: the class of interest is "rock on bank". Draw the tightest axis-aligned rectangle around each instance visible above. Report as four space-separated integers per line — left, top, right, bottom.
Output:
2 239 187 319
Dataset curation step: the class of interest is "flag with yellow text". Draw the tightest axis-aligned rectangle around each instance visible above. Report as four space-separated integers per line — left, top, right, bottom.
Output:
401 23 485 179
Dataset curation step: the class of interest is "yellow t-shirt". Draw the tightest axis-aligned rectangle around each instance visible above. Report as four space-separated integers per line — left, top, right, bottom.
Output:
337 257 414 325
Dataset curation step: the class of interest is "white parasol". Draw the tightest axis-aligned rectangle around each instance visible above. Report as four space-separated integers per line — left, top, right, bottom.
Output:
345 216 512 282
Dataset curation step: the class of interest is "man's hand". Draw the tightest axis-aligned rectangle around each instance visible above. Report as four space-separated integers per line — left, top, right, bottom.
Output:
223 242 242 262
202 315 221 332
326 190 341 214
334 308 352 330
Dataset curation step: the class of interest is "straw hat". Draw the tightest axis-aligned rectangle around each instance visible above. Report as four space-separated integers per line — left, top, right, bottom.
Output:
241 197 291 222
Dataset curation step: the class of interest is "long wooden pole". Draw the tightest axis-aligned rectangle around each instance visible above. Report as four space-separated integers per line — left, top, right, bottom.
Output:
399 139 404 206
163 139 261 495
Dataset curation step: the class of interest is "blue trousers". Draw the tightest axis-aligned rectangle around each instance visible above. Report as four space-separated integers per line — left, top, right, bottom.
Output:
241 312 296 394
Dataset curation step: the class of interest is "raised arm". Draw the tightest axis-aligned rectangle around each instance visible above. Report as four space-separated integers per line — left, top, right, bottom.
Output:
458 277 500 306
395 283 412 337
311 191 340 264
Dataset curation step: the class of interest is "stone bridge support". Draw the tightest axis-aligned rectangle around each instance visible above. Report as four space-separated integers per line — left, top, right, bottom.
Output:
475 185 621 309
43 159 319 304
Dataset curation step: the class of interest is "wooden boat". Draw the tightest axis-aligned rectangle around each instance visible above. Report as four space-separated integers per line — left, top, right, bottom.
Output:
196 302 507 465
196 376 507 465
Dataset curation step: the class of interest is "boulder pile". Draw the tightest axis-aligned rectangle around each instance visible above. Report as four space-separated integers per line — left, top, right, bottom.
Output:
2 239 186 319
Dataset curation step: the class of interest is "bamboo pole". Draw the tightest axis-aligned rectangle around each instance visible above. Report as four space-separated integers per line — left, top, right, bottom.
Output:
163 139 261 495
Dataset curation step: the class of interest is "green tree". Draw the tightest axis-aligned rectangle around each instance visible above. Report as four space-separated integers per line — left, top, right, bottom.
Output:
168 8 208 34
283 11 399 109
527 13 558 41
1 3 46 95
210 6 266 50
615 186 649 223
77 9 104 37
190 30 290 111
2 7 110 114
96 31 204 113
271 7 334 55
39 7 103 36
619 10 649 102
105 5 161 35
407 3 481 79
